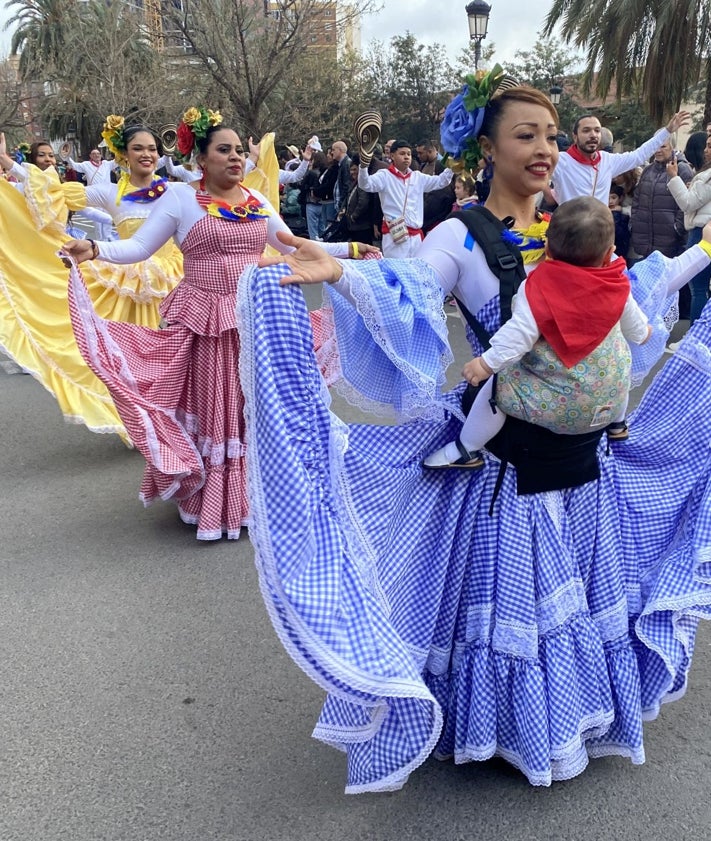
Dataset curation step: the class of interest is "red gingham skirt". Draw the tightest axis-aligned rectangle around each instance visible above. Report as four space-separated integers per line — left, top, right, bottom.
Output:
69 214 268 539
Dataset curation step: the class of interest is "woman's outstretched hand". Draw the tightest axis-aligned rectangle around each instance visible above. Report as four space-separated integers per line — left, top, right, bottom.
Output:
61 239 94 265
350 241 381 258
259 230 344 285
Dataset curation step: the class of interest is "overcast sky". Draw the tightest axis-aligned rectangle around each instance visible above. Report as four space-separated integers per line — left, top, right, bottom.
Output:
0 1 554 64
360 0 555 65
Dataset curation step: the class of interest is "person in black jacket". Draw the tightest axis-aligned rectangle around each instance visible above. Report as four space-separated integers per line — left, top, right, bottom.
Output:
331 140 352 220
631 139 693 258
416 138 455 233
345 158 378 244
299 150 328 240
608 185 630 259
316 152 339 239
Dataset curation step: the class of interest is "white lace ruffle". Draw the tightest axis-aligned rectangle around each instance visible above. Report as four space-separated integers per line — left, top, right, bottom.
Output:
334 260 460 423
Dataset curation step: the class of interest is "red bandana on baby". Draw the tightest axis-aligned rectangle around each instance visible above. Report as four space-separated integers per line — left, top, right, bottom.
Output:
525 257 630 367
566 145 601 167
388 165 411 180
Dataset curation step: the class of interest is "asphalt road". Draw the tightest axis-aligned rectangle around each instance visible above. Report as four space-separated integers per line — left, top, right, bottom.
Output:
1 309 709 841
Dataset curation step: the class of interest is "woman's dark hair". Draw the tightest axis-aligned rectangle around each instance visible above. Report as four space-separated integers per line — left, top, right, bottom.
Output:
479 85 559 142
123 124 164 157
29 140 54 164
195 123 231 155
613 167 640 196
684 131 707 171
310 150 328 171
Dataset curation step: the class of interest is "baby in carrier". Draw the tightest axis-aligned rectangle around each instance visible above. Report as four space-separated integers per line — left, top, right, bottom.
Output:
425 196 652 469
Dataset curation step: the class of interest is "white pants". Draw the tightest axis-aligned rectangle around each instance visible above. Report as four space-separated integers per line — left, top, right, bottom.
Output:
381 232 423 259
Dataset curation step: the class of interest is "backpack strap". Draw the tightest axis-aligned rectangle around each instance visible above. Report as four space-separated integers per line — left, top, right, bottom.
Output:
450 206 527 327
448 207 529 513
454 295 494 352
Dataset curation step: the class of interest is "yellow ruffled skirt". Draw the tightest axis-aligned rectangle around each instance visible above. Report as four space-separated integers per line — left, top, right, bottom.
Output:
0 178 132 440
79 219 183 326
22 164 183 328
0 139 278 442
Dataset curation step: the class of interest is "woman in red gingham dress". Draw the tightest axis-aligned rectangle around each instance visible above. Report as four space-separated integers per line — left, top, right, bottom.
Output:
64 120 363 540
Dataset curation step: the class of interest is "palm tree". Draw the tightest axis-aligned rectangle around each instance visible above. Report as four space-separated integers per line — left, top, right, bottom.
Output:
6 0 75 79
543 0 711 124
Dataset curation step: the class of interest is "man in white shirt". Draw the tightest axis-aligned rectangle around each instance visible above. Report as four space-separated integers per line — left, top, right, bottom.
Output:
67 149 118 185
358 139 453 257
552 110 691 205
66 149 119 239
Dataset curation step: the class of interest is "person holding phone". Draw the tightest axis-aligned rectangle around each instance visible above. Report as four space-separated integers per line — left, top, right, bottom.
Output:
631 137 693 261
667 132 711 324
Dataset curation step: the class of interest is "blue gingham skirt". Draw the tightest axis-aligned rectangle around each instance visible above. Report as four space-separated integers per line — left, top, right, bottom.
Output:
238 263 711 793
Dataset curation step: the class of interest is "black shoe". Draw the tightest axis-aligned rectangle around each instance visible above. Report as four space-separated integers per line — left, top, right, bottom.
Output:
607 422 629 441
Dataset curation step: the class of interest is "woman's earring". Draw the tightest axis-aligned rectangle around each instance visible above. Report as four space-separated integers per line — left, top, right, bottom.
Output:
483 155 494 181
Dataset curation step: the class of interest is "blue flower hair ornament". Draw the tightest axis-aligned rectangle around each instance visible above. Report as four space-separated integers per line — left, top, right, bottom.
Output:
12 142 31 164
440 63 512 172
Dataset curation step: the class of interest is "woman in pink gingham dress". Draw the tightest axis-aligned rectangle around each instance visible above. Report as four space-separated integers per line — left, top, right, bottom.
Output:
64 124 360 540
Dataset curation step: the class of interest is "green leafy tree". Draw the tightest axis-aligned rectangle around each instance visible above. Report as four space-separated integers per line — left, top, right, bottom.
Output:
359 32 459 142
594 100 656 149
45 0 166 153
543 0 711 124
506 35 581 136
5 0 208 152
6 0 74 79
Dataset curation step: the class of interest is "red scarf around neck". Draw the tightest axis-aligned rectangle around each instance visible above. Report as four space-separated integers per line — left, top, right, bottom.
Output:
566 145 601 168
525 257 630 367
388 164 411 180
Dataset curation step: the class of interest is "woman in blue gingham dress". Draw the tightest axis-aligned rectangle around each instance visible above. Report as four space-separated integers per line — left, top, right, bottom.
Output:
239 87 711 793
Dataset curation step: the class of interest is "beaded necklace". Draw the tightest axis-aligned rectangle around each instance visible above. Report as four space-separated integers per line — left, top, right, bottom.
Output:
501 213 550 265
195 185 270 222
115 171 167 204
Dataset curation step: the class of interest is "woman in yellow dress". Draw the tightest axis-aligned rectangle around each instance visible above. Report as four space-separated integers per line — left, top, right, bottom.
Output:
0 123 186 440
0 117 279 442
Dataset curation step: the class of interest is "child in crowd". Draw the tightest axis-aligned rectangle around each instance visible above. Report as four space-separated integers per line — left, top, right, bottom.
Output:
609 184 631 258
424 196 652 469
357 139 453 257
451 173 478 211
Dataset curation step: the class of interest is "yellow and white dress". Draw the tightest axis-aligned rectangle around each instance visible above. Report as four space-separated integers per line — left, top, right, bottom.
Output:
24 167 184 325
0 166 184 442
0 136 279 442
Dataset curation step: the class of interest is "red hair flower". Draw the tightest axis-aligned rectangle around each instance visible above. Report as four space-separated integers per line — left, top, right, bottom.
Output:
176 121 195 157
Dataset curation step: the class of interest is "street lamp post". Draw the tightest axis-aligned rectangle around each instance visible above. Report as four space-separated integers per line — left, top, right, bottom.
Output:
465 0 491 69
549 84 563 106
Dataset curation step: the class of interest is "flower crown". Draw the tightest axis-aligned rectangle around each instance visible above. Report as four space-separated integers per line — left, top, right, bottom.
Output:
440 64 515 172
101 114 127 161
176 106 223 159
12 142 32 164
